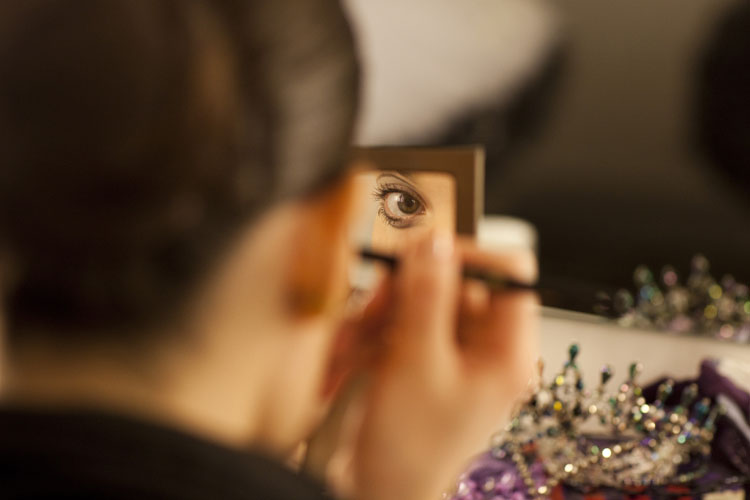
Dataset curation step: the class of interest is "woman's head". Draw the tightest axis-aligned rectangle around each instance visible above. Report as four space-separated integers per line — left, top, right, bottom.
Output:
0 0 361 450
0 0 360 340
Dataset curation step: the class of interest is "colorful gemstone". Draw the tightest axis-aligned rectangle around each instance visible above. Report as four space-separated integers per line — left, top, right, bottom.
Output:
569 343 579 361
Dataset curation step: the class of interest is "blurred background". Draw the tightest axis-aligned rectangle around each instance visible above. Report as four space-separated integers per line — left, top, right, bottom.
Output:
346 0 750 313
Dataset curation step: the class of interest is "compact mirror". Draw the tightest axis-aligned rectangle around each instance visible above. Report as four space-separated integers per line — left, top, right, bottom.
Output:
348 146 484 291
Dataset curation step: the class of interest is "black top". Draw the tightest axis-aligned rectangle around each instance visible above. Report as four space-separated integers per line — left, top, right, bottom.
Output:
0 408 334 500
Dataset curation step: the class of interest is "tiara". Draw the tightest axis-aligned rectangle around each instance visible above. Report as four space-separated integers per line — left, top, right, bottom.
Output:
451 344 721 499
595 255 750 342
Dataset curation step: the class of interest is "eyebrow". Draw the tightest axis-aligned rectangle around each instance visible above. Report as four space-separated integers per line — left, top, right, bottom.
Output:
376 171 418 189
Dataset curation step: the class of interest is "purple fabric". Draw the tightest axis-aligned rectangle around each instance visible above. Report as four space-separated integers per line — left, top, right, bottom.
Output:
698 360 750 478
452 452 546 500
697 359 750 419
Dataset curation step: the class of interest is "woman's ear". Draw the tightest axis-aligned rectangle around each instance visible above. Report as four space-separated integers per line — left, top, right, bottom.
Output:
285 174 358 320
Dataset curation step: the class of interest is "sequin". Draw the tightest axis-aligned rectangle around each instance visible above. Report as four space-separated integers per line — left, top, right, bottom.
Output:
633 266 654 286
719 324 735 339
704 304 718 319
662 267 678 287
569 343 579 360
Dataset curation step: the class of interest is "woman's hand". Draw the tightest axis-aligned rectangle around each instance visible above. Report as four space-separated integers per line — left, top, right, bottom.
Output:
342 233 539 500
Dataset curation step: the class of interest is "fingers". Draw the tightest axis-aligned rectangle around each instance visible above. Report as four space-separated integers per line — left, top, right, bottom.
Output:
391 232 461 359
348 237 540 500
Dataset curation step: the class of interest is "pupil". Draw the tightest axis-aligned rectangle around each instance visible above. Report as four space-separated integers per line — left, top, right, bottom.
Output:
397 194 419 214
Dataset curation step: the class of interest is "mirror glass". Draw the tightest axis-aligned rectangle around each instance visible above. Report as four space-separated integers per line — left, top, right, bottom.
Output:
355 170 456 254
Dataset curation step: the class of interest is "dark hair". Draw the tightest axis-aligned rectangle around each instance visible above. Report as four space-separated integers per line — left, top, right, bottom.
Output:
0 0 359 338
695 1 750 196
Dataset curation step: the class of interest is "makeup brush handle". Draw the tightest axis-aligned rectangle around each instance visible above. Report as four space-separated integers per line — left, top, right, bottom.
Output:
358 248 538 292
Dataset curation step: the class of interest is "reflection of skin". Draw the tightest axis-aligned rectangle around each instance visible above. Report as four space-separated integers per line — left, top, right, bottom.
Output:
370 170 456 253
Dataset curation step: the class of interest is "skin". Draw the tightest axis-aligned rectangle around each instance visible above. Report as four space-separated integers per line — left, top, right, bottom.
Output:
0 172 539 500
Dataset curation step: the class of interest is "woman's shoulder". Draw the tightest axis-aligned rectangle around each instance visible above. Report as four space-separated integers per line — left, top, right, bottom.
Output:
0 407 332 500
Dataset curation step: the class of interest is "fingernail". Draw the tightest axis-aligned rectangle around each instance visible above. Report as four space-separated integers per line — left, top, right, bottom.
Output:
431 232 454 260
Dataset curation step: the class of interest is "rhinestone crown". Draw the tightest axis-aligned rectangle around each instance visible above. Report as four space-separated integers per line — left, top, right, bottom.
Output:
488 344 720 497
596 255 750 342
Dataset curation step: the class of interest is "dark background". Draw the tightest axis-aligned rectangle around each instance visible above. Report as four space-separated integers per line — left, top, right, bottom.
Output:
436 0 750 312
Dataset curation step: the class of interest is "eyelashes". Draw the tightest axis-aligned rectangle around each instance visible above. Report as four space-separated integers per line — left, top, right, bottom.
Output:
372 182 427 229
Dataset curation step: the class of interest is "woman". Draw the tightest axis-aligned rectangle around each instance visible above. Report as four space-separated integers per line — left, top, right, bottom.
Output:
0 1 538 499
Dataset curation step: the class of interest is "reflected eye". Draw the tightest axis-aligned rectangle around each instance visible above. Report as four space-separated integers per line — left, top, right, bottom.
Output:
374 185 426 228
384 191 421 217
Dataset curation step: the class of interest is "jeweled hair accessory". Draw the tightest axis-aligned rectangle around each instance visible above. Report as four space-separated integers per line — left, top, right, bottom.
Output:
595 255 750 342
450 345 721 499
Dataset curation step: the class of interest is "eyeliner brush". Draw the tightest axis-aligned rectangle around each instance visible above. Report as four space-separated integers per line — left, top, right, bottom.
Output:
359 248 538 293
